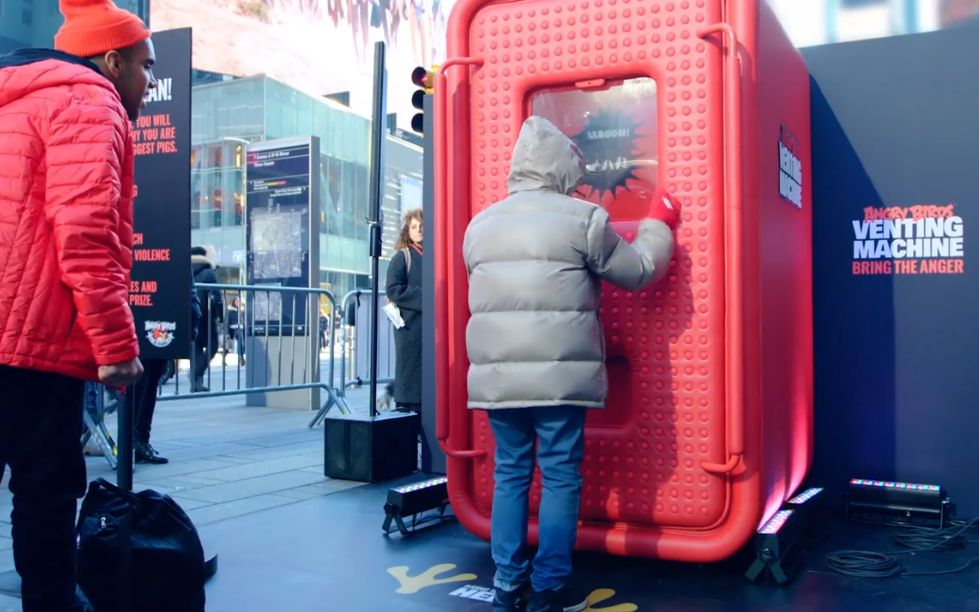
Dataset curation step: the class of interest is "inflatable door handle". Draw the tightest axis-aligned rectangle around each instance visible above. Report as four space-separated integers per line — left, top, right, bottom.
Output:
435 57 487 460
696 23 744 476
435 57 484 245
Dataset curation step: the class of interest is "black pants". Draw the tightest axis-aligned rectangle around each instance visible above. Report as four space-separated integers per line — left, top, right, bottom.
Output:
0 365 87 612
193 328 218 385
133 358 168 445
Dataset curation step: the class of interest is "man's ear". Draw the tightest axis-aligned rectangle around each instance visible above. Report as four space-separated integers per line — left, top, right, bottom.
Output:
102 49 124 78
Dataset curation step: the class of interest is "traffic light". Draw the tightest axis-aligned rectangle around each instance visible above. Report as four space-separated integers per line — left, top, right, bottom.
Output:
410 65 437 134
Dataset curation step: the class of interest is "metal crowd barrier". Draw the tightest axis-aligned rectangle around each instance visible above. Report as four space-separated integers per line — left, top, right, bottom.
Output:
156 283 349 426
338 289 396 400
81 383 118 469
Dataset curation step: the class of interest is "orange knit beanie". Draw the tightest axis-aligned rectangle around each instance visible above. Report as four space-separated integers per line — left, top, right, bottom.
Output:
53 0 151 58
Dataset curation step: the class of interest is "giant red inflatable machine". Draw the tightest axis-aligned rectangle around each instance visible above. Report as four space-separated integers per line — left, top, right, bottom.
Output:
434 0 813 562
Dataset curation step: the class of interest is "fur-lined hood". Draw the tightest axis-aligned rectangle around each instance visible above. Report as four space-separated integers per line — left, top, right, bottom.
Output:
191 254 214 269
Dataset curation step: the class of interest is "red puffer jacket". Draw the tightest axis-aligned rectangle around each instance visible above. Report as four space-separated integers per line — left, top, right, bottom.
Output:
0 50 138 382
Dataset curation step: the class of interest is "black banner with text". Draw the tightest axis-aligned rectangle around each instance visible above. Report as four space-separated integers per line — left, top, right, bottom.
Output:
805 27 978 515
130 28 192 358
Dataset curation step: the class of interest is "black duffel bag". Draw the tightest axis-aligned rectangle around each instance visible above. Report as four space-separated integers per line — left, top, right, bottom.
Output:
76 478 217 612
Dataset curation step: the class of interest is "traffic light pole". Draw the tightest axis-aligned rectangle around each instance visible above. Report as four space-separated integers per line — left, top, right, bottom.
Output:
411 65 436 134
420 92 443 473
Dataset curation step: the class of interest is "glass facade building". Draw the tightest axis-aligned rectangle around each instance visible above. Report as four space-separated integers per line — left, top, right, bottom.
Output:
189 75 424 300
0 0 425 302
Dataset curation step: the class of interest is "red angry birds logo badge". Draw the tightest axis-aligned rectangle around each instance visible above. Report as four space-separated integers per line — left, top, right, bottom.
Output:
145 321 177 348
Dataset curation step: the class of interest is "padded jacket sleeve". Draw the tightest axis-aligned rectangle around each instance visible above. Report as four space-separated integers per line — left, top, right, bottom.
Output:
190 275 203 342
585 208 675 290
43 98 138 365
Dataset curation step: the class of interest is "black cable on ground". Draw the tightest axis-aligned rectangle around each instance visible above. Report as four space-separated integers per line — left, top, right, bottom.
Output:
891 525 967 552
947 519 979 544
825 550 904 578
825 514 979 578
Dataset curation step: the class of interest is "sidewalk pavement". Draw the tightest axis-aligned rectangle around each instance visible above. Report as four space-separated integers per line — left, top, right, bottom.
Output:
0 381 384 608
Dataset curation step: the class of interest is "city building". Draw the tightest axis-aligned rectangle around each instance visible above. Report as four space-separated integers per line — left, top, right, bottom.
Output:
189 74 423 300
1 0 424 302
770 0 978 47
0 0 145 52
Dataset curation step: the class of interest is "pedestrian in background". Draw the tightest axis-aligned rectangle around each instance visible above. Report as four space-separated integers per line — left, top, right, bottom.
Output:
191 245 223 391
385 209 424 413
384 208 430 469
227 296 245 364
132 283 202 464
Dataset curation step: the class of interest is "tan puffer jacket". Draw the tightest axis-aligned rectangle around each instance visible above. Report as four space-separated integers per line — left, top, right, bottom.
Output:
463 117 674 409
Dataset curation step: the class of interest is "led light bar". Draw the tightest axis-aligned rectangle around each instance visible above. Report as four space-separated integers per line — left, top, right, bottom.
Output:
846 476 948 528
759 509 795 535
394 477 448 495
850 479 940 493
788 487 824 505
383 477 450 536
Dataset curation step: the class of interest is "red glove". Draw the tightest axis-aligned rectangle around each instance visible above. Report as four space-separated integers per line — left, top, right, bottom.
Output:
647 189 681 230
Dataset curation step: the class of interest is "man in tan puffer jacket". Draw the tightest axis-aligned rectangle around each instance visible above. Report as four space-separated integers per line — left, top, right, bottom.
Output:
463 116 677 612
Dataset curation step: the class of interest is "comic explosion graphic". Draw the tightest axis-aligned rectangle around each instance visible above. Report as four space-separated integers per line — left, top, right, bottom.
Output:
571 110 644 201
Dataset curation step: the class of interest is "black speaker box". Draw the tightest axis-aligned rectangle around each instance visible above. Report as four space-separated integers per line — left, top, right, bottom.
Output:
324 412 419 482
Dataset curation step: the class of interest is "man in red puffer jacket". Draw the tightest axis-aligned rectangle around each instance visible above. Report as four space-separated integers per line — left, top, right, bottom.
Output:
0 0 157 609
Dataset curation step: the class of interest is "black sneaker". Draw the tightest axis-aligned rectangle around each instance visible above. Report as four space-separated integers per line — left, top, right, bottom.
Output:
493 583 530 611
135 442 169 465
527 584 588 612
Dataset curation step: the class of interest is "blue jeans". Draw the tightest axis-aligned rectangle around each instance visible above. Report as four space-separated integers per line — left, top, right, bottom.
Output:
488 406 586 593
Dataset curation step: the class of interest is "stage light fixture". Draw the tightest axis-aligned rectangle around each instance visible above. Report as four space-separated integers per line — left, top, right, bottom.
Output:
382 477 449 536
759 509 795 535
746 487 825 584
787 487 824 505
846 478 949 528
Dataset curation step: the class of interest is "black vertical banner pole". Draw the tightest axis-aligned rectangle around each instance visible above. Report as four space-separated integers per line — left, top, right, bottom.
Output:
117 384 135 612
367 41 387 420
117 383 135 490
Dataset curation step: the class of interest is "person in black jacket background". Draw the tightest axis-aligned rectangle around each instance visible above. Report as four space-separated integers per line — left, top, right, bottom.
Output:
191 246 223 392
132 276 203 464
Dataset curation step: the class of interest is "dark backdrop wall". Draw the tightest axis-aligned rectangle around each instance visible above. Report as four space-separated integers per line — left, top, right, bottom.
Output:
804 26 979 516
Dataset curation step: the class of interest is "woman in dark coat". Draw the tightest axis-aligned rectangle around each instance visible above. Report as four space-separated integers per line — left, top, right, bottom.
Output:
385 208 424 411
